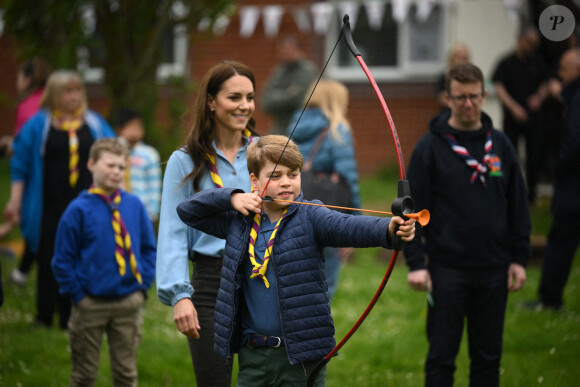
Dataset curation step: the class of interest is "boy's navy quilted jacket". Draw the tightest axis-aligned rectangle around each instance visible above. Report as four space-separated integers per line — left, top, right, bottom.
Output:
177 187 393 365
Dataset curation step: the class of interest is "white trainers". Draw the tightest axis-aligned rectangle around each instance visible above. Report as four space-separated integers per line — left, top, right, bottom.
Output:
11 268 28 287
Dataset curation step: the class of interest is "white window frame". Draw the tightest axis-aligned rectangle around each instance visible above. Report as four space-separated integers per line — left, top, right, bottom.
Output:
156 23 188 80
326 3 449 82
77 5 188 84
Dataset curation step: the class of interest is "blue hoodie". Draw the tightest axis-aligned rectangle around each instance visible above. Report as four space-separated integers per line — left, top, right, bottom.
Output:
52 190 157 303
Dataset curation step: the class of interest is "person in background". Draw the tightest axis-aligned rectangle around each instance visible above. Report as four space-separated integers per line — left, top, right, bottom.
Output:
111 108 161 224
4 70 115 329
6 58 52 287
261 35 318 135
435 43 471 111
0 57 52 157
156 60 258 386
526 48 580 311
492 27 549 205
404 63 531 386
287 79 361 301
52 138 156 386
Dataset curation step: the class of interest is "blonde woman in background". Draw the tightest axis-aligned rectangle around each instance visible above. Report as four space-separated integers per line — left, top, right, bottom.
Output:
287 79 362 301
4 70 114 329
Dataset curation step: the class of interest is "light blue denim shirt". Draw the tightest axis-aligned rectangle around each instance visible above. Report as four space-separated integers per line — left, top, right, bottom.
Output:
156 140 252 306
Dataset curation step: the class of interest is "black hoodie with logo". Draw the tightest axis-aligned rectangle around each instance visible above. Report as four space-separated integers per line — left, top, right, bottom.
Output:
404 110 531 272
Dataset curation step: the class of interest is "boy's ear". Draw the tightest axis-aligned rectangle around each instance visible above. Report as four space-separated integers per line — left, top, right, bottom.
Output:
250 172 259 193
87 158 95 173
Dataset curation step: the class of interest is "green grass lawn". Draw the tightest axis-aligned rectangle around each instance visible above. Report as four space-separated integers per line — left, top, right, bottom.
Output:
1 160 579 386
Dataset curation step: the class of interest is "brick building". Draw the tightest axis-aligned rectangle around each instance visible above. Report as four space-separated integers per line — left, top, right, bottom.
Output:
0 0 521 176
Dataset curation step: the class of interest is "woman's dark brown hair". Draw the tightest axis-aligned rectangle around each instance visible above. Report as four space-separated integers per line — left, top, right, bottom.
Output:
182 60 257 191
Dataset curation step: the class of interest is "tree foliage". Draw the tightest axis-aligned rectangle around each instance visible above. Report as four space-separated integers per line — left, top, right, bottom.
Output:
3 0 235 141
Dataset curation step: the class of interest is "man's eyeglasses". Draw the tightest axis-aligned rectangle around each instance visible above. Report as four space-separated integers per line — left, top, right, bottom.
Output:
448 92 485 103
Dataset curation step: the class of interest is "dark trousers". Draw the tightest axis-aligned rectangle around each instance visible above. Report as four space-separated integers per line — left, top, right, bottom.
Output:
18 243 36 274
237 342 326 386
37 236 71 329
504 116 541 203
539 209 580 308
187 255 231 387
425 265 508 387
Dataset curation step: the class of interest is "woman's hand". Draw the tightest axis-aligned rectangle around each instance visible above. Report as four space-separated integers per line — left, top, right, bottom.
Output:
3 182 24 226
173 298 201 339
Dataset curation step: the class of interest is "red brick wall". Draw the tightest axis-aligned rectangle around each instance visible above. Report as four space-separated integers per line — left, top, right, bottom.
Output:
346 83 439 175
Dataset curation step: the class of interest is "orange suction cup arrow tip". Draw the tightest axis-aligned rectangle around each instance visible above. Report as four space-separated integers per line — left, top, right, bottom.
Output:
406 209 430 227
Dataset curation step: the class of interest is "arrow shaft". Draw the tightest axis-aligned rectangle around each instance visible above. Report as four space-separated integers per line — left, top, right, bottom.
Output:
269 198 393 215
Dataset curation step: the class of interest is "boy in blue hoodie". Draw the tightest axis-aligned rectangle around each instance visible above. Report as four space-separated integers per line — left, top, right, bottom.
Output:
52 138 156 386
177 135 415 386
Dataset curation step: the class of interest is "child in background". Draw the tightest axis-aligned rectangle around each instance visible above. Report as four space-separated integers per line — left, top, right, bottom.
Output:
176 135 416 386
111 108 161 223
52 138 156 385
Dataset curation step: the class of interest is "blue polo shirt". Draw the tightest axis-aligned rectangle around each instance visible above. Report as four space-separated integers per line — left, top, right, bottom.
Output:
241 214 282 337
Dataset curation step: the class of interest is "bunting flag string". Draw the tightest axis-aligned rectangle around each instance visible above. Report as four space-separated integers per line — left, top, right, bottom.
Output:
235 0 459 39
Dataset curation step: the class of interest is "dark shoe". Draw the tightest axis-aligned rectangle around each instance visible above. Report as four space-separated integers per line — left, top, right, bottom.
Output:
522 300 562 312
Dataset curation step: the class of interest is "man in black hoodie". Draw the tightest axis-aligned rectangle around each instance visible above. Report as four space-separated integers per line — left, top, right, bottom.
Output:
404 62 531 387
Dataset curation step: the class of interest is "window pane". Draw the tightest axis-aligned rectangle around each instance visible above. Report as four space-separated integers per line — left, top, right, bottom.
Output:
161 25 175 64
409 6 442 62
338 6 398 67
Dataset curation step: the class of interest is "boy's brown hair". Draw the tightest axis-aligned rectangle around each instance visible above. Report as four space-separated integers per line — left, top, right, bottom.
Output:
89 138 129 162
247 135 303 176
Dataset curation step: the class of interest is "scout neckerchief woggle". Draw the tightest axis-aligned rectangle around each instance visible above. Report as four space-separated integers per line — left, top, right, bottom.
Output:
442 130 492 186
88 186 142 284
53 109 83 187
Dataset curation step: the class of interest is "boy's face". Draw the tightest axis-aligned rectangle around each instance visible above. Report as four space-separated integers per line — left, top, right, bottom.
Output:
251 159 300 205
88 151 127 194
